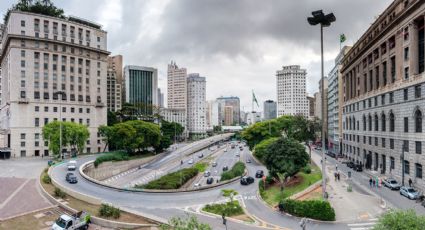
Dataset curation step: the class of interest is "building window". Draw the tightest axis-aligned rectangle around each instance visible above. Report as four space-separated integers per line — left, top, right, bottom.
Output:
375 137 378 146
20 151 26 157
404 67 409 79
415 85 422 98
35 106 39 112
391 56 396 82
419 19 424 73
416 141 422 154
44 106 48 112
404 160 410 174
382 138 386 148
381 113 386 131
390 139 394 149
44 118 49 125
390 157 395 170
35 118 39 127
389 92 394 103
374 114 379 131
382 61 387 86
404 140 409 152
404 117 409 132
415 109 423 133
404 89 409 100
404 47 409 61
416 164 423 179
20 133 26 139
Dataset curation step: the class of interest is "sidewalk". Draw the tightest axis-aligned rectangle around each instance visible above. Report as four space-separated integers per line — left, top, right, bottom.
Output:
311 152 385 222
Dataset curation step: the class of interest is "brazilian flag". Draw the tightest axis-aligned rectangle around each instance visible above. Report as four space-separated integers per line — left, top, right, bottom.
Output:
340 34 346 43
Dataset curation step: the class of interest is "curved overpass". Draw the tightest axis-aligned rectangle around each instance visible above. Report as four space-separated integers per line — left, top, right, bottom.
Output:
50 141 350 230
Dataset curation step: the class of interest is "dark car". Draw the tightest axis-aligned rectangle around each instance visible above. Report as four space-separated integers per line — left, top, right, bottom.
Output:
326 152 336 158
347 162 355 168
223 166 229 171
68 175 78 184
354 164 363 172
240 176 255 185
65 172 74 182
206 177 214 184
198 154 204 158
255 170 264 178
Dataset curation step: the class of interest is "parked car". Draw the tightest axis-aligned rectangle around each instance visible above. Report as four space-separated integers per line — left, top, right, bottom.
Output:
68 175 78 184
354 164 363 172
383 178 401 190
240 176 255 185
326 152 336 158
223 166 229 171
347 162 355 168
188 159 194 164
212 162 217 167
400 186 419 200
204 171 211 177
65 173 74 182
255 170 264 178
198 154 204 158
246 159 251 163
206 177 214 184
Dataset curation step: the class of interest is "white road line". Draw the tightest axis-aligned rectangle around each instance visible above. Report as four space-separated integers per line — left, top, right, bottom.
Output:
349 227 373 230
347 222 375 227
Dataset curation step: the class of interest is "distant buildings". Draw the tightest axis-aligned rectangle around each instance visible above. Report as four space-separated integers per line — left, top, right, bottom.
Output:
314 78 328 120
187 73 207 138
107 55 123 103
206 100 219 129
216 96 240 125
167 61 187 110
124 66 158 116
307 96 315 118
224 106 234 126
247 111 262 125
263 100 277 120
160 108 187 138
276 65 309 117
157 88 164 108
106 56 123 112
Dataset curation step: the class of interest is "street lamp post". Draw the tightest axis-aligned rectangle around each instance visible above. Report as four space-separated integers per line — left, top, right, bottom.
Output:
54 91 65 160
307 10 336 200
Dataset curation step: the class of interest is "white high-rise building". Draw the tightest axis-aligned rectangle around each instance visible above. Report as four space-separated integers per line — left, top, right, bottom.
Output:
276 65 309 117
187 73 206 139
0 11 109 158
206 100 219 130
167 61 187 109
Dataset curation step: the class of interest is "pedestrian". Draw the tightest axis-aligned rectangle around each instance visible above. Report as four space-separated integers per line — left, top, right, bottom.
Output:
409 178 413 187
337 172 340 181
369 177 373 187
334 172 337 181
372 179 376 187
336 163 338 171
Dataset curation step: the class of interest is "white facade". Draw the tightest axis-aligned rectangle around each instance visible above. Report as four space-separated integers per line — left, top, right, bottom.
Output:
247 111 262 125
167 61 187 109
314 78 328 119
0 11 109 157
187 73 206 138
276 65 309 117
206 100 219 130
160 108 187 137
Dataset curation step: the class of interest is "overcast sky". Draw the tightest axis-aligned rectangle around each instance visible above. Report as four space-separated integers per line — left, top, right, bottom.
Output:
1 0 393 112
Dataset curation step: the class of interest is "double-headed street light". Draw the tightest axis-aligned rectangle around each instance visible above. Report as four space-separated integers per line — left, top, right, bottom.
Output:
307 10 336 200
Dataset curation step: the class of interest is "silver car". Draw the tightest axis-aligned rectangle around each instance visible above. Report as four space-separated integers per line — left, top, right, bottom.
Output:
400 186 419 200
383 178 401 190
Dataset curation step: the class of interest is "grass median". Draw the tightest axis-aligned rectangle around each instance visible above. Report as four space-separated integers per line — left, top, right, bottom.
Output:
94 151 155 167
220 162 245 181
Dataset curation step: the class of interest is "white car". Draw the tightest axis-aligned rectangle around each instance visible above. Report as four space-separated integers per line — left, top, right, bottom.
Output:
224 149 227 152
67 160 77 171
235 152 240 157
188 159 194 164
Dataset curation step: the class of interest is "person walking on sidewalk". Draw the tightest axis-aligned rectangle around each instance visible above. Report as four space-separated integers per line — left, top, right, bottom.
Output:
334 172 338 181
409 178 413 187
372 179 376 187
337 172 340 181
369 177 373 187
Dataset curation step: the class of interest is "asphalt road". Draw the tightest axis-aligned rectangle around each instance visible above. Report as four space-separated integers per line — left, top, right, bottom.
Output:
316 149 425 216
50 138 361 230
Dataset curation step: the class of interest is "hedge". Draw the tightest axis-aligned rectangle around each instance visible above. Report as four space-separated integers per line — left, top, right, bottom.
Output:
94 151 129 167
221 162 246 181
98 204 120 219
138 167 199 190
203 201 244 217
278 199 335 221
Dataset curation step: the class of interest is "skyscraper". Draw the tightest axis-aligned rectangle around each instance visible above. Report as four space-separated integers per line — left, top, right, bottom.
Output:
124 66 158 117
0 11 109 157
107 55 123 103
187 73 206 138
157 88 164 108
106 68 122 112
224 106 234 126
216 96 240 125
263 100 277 120
276 65 309 117
167 61 187 109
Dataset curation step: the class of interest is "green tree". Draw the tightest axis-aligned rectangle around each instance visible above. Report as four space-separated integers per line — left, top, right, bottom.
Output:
42 121 89 157
4 0 65 23
126 120 161 150
373 209 425 230
110 122 140 154
107 110 119 126
160 215 212 230
253 137 279 162
263 137 309 178
241 119 280 150
160 120 184 141
222 189 238 202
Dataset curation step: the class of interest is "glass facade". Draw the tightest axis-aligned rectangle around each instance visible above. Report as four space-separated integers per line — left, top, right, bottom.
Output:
128 69 153 115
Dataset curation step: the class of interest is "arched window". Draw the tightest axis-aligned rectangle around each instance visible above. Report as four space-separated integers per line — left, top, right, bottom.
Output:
349 117 352 130
353 117 356 130
374 114 379 131
381 113 386 131
368 114 372 131
389 111 395 132
415 109 422 133
363 115 366 131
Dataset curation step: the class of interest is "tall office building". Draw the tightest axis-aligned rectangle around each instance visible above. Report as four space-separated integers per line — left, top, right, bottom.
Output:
167 61 187 109
206 100 219 129
314 78 329 120
187 73 206 138
106 68 122 112
276 65 309 117
263 100 277 120
341 0 425 190
307 96 315 118
216 96 240 125
157 88 164 108
124 66 158 117
327 46 351 156
0 11 109 157
107 55 123 103
224 106 234 126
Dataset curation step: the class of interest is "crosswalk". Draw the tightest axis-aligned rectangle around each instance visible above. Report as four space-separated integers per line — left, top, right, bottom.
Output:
127 170 165 187
347 219 378 230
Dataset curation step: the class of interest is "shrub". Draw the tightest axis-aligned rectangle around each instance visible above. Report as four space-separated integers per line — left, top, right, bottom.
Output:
203 201 244 217
44 167 49 173
278 199 335 221
302 166 311 174
94 151 129 167
373 209 425 230
139 167 199 190
221 162 246 181
54 188 66 199
194 162 208 172
98 204 120 219
42 174 51 184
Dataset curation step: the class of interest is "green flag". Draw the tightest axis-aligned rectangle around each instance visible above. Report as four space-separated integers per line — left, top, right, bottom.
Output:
252 91 259 107
340 34 346 43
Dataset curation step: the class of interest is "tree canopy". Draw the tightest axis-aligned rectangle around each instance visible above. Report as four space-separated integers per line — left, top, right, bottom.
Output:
262 137 309 178
42 121 90 157
373 209 425 230
4 0 65 23
160 215 212 230
160 120 184 141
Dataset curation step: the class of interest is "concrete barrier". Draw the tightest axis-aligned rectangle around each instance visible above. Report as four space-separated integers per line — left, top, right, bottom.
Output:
42 168 161 229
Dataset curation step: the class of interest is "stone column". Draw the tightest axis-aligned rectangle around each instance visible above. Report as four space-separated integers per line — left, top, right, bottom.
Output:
409 19 419 75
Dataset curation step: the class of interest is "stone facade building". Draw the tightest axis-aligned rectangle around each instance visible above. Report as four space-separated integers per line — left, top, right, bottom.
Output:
341 0 425 190
0 11 109 157
187 73 206 138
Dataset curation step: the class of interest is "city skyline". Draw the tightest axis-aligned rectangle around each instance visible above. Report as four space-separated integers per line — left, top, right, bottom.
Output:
0 0 392 111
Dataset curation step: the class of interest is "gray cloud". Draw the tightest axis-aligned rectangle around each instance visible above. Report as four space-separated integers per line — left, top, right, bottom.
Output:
0 0 392 111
